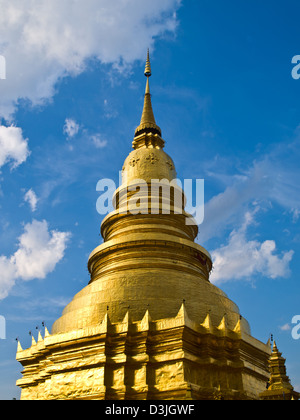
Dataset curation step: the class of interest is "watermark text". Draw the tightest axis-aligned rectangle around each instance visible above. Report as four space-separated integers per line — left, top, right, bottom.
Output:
96 173 205 227
0 55 6 80
0 316 6 339
292 315 300 340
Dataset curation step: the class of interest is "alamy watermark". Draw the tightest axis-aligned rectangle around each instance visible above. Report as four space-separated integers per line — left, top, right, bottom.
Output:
0 316 6 339
96 172 204 226
0 55 6 80
292 55 300 80
292 315 300 340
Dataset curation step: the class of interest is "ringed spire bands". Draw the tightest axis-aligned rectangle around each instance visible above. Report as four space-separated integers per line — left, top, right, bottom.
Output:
144 49 152 77
134 50 162 139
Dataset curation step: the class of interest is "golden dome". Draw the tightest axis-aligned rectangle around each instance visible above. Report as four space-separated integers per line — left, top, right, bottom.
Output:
122 147 176 185
52 52 251 336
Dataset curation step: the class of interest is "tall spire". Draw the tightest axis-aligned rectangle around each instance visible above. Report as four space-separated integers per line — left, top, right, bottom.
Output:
134 50 162 138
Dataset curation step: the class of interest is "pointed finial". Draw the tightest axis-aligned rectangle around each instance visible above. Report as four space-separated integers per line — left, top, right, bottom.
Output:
140 309 151 332
16 339 23 353
31 334 36 346
122 310 130 326
233 318 242 335
44 327 50 338
272 340 279 352
217 315 228 332
144 49 152 77
101 312 111 333
38 331 43 342
176 301 188 319
134 50 162 140
202 312 213 332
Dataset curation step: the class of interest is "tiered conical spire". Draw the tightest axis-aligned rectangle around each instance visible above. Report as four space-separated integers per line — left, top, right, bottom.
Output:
134 50 162 138
268 341 294 391
260 341 299 400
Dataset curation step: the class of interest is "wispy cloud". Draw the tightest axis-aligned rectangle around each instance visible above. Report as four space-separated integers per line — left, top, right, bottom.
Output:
279 323 291 331
63 118 80 139
197 129 300 285
200 130 300 245
7 296 72 320
210 208 294 284
63 117 108 150
24 189 39 212
91 134 107 149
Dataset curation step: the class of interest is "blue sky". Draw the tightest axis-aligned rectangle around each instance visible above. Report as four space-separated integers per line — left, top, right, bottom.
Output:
0 0 300 399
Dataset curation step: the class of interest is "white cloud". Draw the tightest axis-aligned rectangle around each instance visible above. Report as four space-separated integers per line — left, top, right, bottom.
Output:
0 0 181 119
200 163 272 244
0 256 18 300
200 134 300 244
279 323 291 331
24 189 38 212
63 118 80 139
0 220 71 300
91 134 107 149
0 125 30 169
291 208 300 223
210 210 294 285
63 117 108 148
13 220 71 280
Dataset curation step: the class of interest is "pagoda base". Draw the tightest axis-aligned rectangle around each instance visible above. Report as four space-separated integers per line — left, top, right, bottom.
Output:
16 304 271 400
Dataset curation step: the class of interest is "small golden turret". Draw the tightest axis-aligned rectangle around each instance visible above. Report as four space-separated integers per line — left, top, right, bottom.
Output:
260 341 299 400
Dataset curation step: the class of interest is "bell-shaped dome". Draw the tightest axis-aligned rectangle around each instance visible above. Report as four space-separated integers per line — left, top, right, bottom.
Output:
51 52 251 337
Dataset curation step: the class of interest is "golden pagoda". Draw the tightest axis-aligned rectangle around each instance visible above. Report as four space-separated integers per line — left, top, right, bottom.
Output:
16 52 294 400
260 342 299 400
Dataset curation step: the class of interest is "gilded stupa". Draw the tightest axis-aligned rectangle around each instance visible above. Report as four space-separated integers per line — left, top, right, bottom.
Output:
16 52 296 400
259 341 299 400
